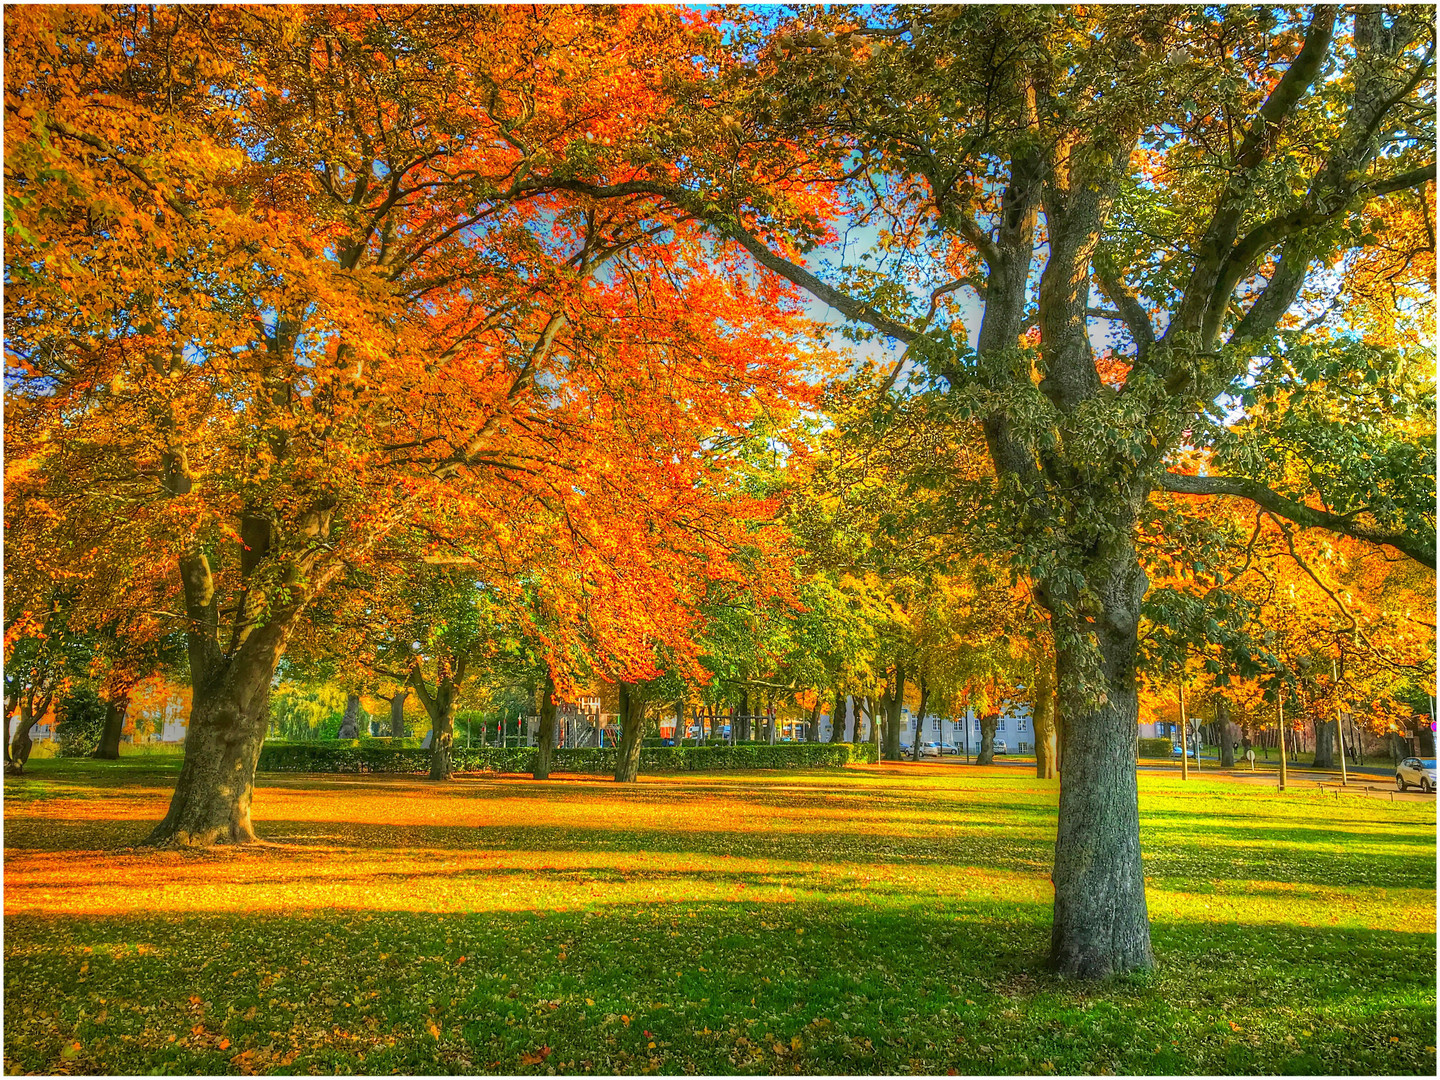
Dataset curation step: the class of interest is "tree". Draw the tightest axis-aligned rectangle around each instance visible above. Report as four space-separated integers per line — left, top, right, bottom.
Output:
530 5 1434 974
5 6 813 841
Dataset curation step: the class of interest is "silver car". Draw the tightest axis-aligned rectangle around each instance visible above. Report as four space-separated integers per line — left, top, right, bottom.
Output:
1395 757 1437 793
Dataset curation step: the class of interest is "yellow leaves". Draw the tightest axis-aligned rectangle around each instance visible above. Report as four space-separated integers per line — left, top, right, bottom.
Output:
426 1018 441 1040
585 998 595 1006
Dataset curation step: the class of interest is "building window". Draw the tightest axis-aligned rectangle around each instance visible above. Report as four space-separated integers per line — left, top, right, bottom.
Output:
1018 717 1029 733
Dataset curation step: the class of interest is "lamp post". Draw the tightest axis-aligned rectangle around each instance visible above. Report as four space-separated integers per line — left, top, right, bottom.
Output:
1179 677 1189 781
1333 657 1347 787
1277 687 1288 792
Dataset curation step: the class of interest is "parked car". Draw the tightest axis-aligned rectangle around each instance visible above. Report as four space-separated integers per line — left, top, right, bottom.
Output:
992 739 1006 755
939 742 960 756
899 742 912 755
1171 743 1197 759
920 742 941 758
1396 757 1437 793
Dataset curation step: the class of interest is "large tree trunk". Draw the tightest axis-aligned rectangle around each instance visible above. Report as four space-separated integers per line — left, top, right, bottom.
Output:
807 695 821 742
614 683 642 783
1047 553 1154 978
419 676 456 781
911 677 930 762
1313 716 1336 769
92 692 130 760
337 693 361 739
1217 698 1236 768
534 674 557 780
974 714 999 765
146 629 286 846
388 690 408 739
884 664 905 761
738 690 751 742
1033 659 1059 779
829 693 846 743
6 697 42 774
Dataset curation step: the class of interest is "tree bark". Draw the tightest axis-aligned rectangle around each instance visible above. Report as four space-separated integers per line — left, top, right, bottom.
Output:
884 663 905 761
738 689 751 742
6 697 42 773
145 625 287 846
807 694 821 742
92 692 129 760
1033 659 1059 779
1048 576 1154 977
337 693 361 739
388 689 408 739
974 713 999 765
614 682 642 782
829 692 846 743
534 673 557 780
1313 715 1336 769
410 671 457 781
1217 698 1236 768
911 677 930 762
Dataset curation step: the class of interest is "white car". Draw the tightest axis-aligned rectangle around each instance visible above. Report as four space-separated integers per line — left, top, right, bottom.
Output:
920 742 941 758
1396 757 1437 793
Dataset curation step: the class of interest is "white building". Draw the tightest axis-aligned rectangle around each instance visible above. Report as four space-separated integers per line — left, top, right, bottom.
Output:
809 697 1034 753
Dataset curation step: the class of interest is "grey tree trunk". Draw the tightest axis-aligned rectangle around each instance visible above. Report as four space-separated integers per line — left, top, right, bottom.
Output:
974 714 998 766
808 695 821 742
146 626 287 846
93 693 129 760
829 692 846 743
911 678 930 762
6 697 43 773
1313 716 1336 769
883 664 905 761
337 693 361 739
534 674 557 780
1048 589 1154 978
738 690 751 742
1217 698 1236 768
389 690 408 739
1033 659 1059 779
614 683 643 782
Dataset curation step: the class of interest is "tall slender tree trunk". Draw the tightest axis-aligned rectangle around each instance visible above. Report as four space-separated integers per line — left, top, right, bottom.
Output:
911 677 931 762
884 663 905 761
534 674 557 780
738 689 751 742
1047 552 1154 978
807 695 821 742
1034 659 1059 779
974 714 999 765
92 692 130 760
829 693 846 743
614 683 643 783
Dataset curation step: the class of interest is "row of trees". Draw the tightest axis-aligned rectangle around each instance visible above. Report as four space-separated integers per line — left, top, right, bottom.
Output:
6 5 1433 979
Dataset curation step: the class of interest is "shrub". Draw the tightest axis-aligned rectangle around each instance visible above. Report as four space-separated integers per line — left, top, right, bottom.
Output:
55 687 108 757
1138 737 1173 759
256 741 878 775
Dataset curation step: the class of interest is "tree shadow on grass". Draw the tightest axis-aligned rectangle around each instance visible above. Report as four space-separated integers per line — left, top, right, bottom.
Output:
3 900 1434 1077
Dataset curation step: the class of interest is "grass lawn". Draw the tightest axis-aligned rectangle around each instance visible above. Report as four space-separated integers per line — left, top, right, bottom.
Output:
4 758 1435 1075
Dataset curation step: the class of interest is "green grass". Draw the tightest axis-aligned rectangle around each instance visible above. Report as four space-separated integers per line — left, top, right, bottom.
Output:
4 758 1435 1075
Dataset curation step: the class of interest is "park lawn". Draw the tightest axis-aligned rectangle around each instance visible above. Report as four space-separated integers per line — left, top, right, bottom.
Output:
3 759 1435 1076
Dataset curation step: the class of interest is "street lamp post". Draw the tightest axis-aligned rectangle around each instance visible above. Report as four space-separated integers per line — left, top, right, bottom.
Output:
1277 687 1288 792
1333 657 1347 787
1179 678 1189 781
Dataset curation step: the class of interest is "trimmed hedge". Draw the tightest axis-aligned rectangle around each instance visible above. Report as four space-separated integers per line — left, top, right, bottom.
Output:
1138 737 1174 759
257 740 878 775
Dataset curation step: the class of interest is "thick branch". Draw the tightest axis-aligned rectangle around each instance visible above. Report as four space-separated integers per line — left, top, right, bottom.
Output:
1158 471 1435 569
